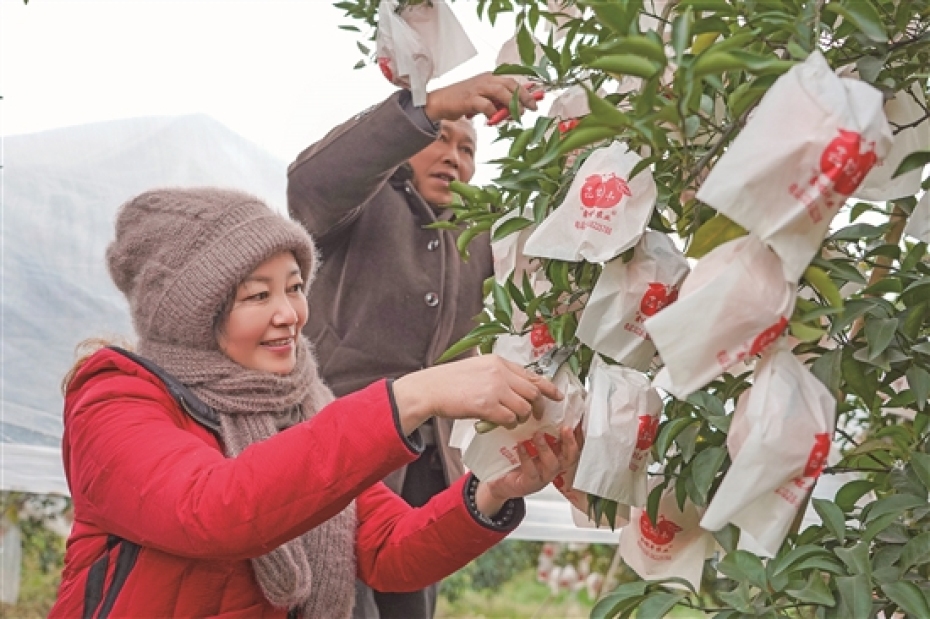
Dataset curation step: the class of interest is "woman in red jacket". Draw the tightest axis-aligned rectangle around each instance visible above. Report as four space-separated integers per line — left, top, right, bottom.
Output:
50 187 579 619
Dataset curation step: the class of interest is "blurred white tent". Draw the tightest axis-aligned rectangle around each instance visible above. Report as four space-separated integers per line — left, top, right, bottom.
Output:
0 115 620 545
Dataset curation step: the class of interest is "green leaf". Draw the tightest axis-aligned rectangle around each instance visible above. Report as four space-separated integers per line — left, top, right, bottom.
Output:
584 87 631 129
835 575 873 618
824 1 888 42
892 150 930 179
492 63 543 78
812 498 847 543
865 494 927 523
835 543 871 577
882 581 930 617
906 366 930 411
772 545 834 577
686 214 747 258
790 321 827 342
829 222 885 241
436 333 486 363
718 550 768 590
516 22 536 65
804 265 844 308
491 216 533 242
690 446 727 506
910 452 930 492
899 531 930 571
786 569 836 606
834 479 876 513
864 317 898 361
553 125 619 160
590 581 650 619
671 5 693 65
636 591 688 619
713 523 740 554
810 349 843 397
655 417 698 460
717 582 755 614
588 54 664 79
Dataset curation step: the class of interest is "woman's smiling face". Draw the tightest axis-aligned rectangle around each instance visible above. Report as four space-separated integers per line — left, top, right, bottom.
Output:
217 251 307 375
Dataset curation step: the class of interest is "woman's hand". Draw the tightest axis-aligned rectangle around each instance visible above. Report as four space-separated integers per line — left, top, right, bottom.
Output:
474 424 584 519
392 354 563 436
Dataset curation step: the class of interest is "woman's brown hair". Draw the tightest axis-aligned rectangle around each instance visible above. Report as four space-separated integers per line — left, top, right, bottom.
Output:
60 336 134 396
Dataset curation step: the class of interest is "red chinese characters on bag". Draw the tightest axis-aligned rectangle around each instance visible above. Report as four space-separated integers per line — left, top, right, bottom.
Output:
629 414 660 472
803 433 831 478
750 316 790 356
789 128 879 223
624 283 681 342
581 174 632 209
378 57 395 83
530 320 556 356
716 316 789 368
638 512 683 558
636 415 660 451
820 129 878 196
775 433 832 506
558 118 580 134
640 283 680 317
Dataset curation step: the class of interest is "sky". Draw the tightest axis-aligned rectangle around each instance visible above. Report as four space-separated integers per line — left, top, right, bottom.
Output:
0 0 529 184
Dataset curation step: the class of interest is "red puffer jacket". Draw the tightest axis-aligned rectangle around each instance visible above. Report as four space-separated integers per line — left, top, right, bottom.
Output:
50 348 522 618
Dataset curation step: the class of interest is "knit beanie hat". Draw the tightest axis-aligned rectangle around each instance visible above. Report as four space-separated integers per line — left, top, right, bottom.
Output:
107 187 317 350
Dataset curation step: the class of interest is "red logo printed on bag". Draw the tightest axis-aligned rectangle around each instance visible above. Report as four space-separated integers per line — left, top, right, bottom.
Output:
820 129 877 196
749 316 789 356
636 415 660 451
580 174 631 208
378 57 394 82
639 512 682 546
558 118 580 134
803 433 831 477
530 320 556 349
640 283 680 317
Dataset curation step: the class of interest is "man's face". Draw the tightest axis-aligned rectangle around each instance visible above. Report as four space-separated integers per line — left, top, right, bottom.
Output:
409 118 477 206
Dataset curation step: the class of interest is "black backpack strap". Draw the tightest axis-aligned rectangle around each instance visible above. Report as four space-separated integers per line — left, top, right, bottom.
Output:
107 346 221 435
82 535 140 619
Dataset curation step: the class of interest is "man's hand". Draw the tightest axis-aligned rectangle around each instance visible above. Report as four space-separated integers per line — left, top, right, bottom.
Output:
422 72 540 123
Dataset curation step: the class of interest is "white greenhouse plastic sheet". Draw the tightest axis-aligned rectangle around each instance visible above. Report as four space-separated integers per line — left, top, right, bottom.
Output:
1 115 614 545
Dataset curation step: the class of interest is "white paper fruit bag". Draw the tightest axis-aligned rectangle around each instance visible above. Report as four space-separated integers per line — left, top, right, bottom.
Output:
700 343 836 557
646 234 796 400
619 482 715 591
491 206 541 284
855 83 930 201
903 190 930 244
695 51 893 283
496 32 543 86
573 356 663 507
547 84 592 134
462 366 586 482
376 0 476 106
576 231 690 371
523 141 657 263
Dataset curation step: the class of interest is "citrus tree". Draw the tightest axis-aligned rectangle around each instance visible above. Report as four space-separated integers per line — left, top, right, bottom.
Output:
336 0 930 616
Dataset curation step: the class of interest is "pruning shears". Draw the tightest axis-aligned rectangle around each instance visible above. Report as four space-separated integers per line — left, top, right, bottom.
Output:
474 343 577 434
487 88 546 126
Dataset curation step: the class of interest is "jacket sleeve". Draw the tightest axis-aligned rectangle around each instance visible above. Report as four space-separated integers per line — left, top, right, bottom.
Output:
286 90 438 243
354 475 526 592
65 373 419 560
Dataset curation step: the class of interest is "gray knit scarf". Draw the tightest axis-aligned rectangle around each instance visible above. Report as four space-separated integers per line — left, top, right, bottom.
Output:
139 335 357 618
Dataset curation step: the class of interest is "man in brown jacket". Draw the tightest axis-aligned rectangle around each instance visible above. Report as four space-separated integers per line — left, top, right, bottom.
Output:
287 73 539 619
